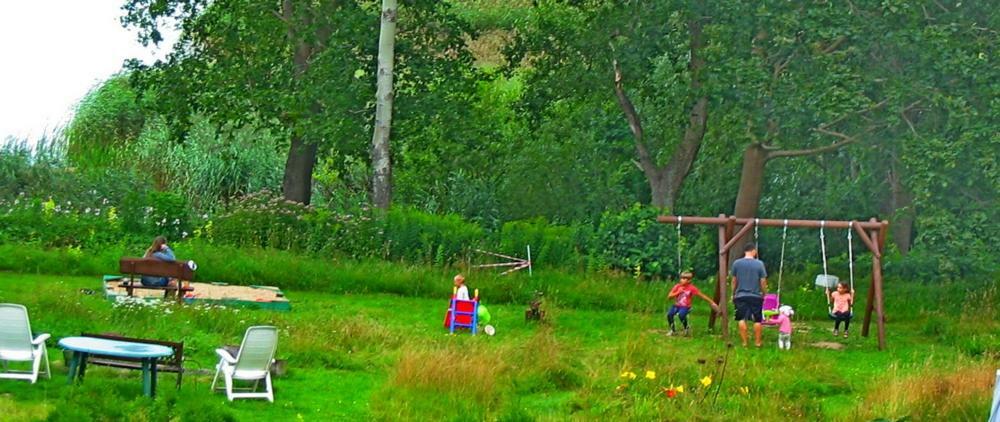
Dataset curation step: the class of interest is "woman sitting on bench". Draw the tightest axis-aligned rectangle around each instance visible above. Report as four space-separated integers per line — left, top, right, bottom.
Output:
141 236 177 287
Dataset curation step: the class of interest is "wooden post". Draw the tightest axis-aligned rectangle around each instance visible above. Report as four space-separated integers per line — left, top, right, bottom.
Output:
719 221 756 255
710 226 723 329
874 220 888 350
711 214 729 335
862 270 876 338
720 216 735 339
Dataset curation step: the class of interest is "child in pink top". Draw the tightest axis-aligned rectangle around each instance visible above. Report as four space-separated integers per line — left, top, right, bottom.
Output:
774 305 794 350
828 281 854 338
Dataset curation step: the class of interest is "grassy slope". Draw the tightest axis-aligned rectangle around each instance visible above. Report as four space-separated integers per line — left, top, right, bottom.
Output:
0 272 996 421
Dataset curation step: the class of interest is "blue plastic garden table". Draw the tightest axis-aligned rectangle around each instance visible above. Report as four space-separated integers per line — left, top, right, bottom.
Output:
59 336 174 397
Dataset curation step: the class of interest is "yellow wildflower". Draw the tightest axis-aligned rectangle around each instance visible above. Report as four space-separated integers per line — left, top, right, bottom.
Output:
620 371 637 380
700 375 712 387
645 370 656 380
676 385 684 393
739 386 750 395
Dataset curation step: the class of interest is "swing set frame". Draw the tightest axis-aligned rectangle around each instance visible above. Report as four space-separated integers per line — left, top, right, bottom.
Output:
658 214 889 350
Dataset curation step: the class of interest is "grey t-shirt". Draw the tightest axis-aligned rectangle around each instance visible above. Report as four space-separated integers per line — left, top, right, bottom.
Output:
731 257 767 299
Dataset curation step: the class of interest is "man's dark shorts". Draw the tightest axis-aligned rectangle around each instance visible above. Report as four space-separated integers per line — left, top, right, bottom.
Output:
734 296 763 323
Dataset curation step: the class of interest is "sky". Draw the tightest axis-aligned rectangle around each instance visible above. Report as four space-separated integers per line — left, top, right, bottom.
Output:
0 1 177 144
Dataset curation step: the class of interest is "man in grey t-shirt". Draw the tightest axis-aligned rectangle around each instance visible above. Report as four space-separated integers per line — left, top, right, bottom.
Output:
730 242 768 347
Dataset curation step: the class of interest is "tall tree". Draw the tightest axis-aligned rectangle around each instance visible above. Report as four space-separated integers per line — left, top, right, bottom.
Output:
371 0 398 209
610 2 707 210
508 1 719 211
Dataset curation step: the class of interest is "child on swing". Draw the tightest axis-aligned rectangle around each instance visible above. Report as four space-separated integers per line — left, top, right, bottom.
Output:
666 272 720 336
829 281 854 338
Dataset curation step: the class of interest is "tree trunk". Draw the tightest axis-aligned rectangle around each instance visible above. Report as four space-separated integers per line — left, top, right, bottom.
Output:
280 0 318 204
282 137 319 204
887 164 914 255
371 0 398 210
732 143 770 219
648 170 670 209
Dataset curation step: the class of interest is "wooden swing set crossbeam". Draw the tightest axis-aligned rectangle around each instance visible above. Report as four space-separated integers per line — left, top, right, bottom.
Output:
659 214 889 351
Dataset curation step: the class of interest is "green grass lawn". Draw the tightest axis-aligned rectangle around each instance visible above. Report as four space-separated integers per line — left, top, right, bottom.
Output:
0 272 997 421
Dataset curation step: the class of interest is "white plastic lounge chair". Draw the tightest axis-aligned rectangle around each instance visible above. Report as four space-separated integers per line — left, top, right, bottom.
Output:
211 326 278 402
0 304 51 384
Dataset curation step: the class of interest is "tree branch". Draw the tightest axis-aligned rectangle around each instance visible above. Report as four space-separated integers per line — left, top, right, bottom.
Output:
816 99 889 131
611 55 654 169
772 53 795 79
272 8 289 25
767 136 855 159
821 36 846 54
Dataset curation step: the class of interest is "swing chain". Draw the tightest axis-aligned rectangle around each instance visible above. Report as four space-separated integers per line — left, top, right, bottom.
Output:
820 221 833 312
847 221 855 313
777 219 787 298
754 218 760 248
676 217 683 277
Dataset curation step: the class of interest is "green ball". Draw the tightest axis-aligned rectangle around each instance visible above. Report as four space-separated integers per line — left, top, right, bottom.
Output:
478 305 491 324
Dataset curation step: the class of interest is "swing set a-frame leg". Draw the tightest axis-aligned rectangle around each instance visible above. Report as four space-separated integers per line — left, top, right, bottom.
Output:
860 222 887 350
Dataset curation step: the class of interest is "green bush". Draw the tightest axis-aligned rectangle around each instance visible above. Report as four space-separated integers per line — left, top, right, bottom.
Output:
591 204 678 279
212 189 316 251
0 197 127 248
499 218 581 269
384 207 484 265
64 74 146 169
120 190 190 241
129 115 285 210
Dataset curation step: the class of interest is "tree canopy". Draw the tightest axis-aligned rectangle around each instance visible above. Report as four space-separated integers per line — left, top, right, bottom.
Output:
58 0 998 275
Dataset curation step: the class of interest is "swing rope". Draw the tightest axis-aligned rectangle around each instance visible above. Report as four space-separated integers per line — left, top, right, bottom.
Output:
754 218 760 254
820 221 833 314
847 221 855 316
676 216 683 277
777 219 787 302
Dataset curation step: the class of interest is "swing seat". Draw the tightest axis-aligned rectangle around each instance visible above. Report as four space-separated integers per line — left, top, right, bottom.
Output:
828 310 854 319
762 293 782 325
815 274 839 289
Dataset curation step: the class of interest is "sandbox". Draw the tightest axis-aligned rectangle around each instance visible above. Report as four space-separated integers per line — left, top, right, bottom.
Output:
103 276 291 311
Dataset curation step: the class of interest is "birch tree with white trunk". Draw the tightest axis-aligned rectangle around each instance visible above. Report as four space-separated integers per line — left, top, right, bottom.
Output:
371 0 397 209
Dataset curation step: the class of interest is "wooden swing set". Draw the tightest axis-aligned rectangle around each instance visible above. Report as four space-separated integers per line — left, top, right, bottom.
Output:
658 214 890 350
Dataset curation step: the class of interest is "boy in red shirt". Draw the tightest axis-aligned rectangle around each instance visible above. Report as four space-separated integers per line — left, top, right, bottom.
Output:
667 272 720 336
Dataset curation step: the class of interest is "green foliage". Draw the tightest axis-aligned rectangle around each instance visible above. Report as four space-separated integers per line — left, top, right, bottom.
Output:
384 207 484 266
212 189 319 252
120 190 190 241
499 218 580 269
64 74 146 168
592 204 679 279
129 115 285 210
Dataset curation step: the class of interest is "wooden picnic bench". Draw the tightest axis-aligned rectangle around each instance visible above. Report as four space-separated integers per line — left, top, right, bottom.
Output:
119 257 195 304
79 332 185 389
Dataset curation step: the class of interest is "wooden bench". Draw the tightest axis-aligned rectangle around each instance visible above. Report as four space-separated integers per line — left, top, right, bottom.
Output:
119 257 195 304
79 333 185 389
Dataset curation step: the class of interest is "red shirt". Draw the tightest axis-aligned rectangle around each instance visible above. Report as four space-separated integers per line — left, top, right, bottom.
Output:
670 283 700 308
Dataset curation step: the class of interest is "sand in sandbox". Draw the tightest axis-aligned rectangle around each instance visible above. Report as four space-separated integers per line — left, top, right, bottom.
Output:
107 279 288 303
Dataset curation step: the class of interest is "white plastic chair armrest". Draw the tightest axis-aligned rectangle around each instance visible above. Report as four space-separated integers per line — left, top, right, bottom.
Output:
32 333 51 345
215 348 237 364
